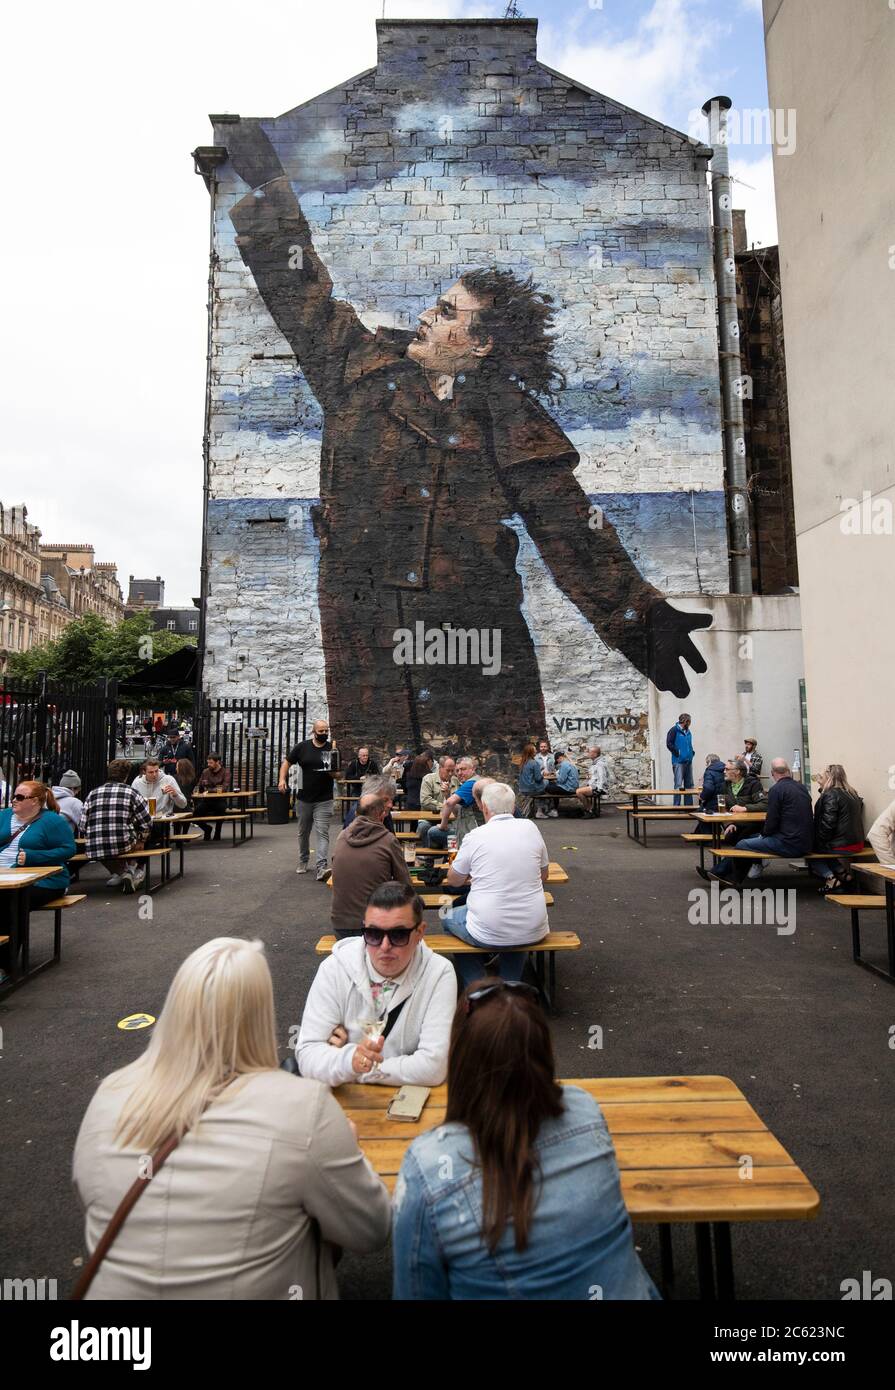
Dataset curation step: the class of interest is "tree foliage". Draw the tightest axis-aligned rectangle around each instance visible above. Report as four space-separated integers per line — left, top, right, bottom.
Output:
6 613 195 685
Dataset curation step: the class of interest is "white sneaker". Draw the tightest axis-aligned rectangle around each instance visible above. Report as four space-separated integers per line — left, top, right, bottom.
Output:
549 808 559 818
535 809 548 819
296 865 309 875
123 866 146 894
105 875 122 888
746 863 765 879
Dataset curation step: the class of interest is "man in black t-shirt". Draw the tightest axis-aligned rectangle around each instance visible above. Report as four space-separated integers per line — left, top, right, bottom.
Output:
278 718 335 880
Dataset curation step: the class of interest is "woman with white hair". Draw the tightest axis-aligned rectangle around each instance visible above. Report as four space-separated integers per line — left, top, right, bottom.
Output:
72 937 391 1299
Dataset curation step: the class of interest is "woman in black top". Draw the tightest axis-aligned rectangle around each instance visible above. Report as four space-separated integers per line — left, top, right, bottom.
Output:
812 765 864 893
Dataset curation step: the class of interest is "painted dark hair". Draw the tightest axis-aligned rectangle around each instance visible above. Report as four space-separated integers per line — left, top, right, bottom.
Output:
460 267 566 399
445 981 564 1253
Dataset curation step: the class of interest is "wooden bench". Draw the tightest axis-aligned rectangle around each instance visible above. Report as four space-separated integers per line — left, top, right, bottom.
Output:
709 847 877 866
418 891 554 909
630 810 699 847
826 894 892 983
72 848 172 893
30 893 86 970
682 832 714 872
532 792 585 818
181 813 250 846
316 928 579 1010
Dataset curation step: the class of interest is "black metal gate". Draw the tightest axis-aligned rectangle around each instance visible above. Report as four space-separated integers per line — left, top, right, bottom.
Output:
0 673 119 806
194 694 307 794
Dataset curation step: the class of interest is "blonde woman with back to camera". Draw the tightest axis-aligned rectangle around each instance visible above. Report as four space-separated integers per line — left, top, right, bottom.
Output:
72 937 391 1299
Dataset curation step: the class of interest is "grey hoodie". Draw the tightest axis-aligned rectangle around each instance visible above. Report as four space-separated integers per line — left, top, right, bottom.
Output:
52 785 84 829
330 814 412 934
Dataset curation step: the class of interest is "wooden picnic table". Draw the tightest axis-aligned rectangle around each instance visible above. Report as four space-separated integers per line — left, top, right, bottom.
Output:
0 865 64 994
391 810 440 822
335 1073 819 1299
852 862 895 981
622 788 700 844
691 810 766 848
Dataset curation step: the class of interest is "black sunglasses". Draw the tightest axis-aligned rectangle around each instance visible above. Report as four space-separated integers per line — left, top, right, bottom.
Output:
12 793 36 802
362 926 417 947
464 981 540 1014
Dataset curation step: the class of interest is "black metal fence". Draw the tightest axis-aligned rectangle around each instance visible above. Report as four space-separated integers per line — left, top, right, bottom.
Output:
0 674 119 806
193 694 308 794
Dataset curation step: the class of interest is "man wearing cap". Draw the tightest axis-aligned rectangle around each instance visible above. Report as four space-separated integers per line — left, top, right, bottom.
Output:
742 738 763 777
52 770 85 830
158 727 194 778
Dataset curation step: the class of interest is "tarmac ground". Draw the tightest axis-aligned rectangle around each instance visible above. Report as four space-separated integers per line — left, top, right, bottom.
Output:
2 804 893 1301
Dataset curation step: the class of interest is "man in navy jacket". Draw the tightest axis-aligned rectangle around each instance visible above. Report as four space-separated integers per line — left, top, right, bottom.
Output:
712 758 812 884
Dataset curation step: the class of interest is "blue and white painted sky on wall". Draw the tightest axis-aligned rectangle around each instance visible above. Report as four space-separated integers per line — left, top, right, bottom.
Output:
6 0 773 604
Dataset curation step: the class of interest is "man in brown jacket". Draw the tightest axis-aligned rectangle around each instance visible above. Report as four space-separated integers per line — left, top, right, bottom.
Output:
330 791 413 938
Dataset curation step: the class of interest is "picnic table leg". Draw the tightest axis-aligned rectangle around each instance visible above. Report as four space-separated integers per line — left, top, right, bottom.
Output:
19 884 31 976
694 1223 716 1300
658 1225 675 1298
712 1222 735 1301
886 881 895 980
53 904 62 963
850 908 862 963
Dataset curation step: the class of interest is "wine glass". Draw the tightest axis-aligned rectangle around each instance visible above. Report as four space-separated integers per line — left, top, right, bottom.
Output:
358 994 390 1070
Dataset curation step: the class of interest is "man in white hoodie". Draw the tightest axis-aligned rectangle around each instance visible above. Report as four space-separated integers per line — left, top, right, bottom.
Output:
131 759 188 818
297 881 457 1087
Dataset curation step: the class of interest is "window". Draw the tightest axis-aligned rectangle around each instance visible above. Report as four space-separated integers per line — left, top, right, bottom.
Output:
188 619 198 631
166 620 176 631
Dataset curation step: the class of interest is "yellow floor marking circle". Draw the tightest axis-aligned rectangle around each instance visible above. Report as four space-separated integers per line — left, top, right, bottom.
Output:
117 1013 156 1031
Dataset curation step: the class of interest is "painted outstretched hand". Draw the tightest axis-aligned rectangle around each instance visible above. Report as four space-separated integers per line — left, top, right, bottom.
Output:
646 601 712 698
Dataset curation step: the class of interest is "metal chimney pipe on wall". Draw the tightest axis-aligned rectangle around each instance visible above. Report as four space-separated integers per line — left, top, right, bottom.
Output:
702 95 753 596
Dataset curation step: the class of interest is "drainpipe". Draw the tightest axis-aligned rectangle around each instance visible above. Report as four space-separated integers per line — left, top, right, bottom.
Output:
191 144 229 703
702 95 753 595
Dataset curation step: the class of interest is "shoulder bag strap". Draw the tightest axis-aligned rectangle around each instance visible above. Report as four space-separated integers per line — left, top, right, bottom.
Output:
70 1131 180 1300
381 996 407 1041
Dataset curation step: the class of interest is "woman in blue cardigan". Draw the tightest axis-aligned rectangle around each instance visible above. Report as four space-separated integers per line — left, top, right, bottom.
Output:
0 781 76 981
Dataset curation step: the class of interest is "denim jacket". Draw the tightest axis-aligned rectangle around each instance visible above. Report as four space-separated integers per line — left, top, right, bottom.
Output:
392 1086 659 1300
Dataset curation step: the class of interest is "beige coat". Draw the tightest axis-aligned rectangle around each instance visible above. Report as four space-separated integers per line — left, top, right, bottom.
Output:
868 798 895 867
73 1069 391 1299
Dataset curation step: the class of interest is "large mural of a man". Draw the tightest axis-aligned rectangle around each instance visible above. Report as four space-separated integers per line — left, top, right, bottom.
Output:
225 123 711 761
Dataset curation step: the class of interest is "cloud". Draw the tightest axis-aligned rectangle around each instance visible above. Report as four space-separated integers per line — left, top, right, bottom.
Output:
537 0 727 132
728 152 778 248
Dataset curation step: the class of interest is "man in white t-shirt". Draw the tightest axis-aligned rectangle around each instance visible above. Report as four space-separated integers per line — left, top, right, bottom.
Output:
439 781 549 986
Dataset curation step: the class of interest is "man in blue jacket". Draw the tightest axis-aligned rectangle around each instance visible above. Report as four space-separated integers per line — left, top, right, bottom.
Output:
667 713 695 805
711 758 813 884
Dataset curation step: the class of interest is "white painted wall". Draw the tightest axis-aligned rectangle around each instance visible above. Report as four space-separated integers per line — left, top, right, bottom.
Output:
648 594 804 787
764 0 895 822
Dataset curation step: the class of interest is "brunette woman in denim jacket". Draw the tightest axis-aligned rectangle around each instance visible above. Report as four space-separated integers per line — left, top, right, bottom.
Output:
392 981 659 1300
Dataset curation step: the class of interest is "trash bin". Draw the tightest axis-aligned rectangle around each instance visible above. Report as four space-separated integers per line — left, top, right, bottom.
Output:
266 787 291 825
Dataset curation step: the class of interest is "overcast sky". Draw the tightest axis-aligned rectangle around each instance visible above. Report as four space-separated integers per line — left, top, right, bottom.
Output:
2 0 774 606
